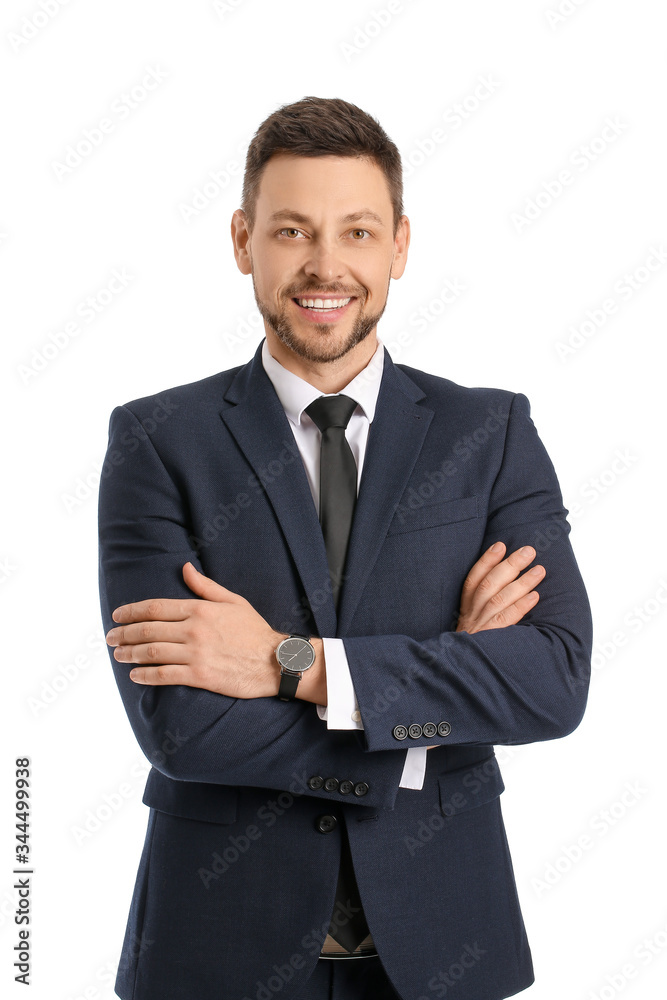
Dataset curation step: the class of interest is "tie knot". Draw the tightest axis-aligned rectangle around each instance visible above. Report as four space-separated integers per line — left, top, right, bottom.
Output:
305 394 357 432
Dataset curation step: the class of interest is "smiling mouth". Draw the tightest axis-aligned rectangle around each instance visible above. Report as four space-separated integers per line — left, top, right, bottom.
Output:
292 296 355 313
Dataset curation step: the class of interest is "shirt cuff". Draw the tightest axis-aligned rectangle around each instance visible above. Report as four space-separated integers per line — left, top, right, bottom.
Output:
317 638 363 730
398 748 427 790
316 640 427 791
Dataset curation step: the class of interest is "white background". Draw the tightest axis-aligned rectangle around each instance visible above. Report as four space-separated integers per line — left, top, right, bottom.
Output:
2 1 666 998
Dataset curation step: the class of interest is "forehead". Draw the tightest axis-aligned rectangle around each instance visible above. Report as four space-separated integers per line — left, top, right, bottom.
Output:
254 153 393 221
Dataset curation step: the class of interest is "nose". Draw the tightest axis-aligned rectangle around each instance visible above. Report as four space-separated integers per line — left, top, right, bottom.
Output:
303 240 346 284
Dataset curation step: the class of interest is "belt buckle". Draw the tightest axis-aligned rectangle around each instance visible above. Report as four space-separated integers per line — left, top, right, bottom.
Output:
319 933 378 960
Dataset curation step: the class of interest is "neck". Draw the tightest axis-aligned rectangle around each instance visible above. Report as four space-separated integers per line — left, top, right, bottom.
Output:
264 329 378 393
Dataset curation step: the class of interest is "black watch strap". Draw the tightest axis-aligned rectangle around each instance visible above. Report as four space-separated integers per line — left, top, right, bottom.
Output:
276 634 312 703
277 671 300 702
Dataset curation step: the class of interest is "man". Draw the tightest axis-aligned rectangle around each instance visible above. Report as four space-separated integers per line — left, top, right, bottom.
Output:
98 96 592 1000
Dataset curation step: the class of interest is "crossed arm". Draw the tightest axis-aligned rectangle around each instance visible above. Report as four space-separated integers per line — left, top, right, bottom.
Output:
105 540 545 707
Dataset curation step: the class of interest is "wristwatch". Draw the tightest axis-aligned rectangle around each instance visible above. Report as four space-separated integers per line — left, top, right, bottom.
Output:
276 634 316 701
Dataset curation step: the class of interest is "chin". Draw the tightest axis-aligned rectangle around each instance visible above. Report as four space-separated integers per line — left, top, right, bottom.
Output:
275 324 375 364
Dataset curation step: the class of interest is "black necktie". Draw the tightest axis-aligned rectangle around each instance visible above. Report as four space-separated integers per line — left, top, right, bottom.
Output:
305 394 358 612
304 394 371 954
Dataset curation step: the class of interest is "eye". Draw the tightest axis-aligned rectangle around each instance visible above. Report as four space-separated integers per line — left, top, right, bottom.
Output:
350 229 371 240
279 228 305 239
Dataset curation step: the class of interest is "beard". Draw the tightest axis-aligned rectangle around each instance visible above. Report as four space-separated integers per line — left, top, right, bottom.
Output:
251 274 390 364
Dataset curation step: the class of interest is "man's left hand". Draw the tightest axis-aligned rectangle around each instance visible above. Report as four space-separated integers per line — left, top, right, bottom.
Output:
106 562 285 699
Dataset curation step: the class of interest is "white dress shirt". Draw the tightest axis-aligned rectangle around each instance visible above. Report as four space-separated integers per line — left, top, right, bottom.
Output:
261 338 427 791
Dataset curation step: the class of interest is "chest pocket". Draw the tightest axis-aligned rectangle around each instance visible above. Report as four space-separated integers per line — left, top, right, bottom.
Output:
387 495 479 536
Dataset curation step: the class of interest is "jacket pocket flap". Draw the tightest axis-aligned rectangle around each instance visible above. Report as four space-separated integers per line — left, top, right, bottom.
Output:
388 495 479 536
438 755 504 817
142 768 238 825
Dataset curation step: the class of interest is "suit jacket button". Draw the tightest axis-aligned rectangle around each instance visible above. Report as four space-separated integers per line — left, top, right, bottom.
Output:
353 782 369 797
422 722 437 738
324 777 340 792
308 775 324 790
316 814 337 834
339 780 354 795
408 724 423 739
393 725 408 740
437 721 451 737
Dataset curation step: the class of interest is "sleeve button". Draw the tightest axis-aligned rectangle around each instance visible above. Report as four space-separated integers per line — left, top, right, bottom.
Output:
353 782 369 797
408 724 423 739
393 725 408 740
324 777 340 792
308 775 324 790
437 721 451 737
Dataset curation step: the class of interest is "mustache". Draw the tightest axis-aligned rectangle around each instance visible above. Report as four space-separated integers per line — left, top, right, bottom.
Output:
285 286 364 299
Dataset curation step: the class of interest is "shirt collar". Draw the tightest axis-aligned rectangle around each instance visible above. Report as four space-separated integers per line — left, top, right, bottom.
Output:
261 337 385 427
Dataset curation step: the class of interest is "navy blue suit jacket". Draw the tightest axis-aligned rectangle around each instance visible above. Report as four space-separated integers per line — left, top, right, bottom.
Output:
98 341 592 1000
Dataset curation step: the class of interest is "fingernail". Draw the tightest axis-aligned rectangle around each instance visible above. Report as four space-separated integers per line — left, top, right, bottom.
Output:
528 566 542 576
489 542 502 552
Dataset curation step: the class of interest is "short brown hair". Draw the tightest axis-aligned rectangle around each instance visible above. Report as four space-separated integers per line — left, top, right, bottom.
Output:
241 96 403 235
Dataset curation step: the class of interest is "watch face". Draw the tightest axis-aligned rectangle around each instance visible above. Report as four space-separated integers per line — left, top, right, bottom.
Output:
277 637 315 673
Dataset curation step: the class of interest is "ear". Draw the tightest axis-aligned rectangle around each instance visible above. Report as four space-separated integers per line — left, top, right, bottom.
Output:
390 214 410 280
231 209 253 275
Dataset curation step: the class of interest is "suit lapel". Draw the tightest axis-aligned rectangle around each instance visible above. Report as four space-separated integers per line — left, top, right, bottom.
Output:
337 354 434 634
220 343 337 638
220 342 434 640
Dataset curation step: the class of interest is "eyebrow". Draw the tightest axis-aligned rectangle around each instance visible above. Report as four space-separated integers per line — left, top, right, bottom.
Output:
267 209 386 228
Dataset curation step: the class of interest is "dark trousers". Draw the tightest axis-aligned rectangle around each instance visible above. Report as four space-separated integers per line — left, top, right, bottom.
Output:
293 956 401 999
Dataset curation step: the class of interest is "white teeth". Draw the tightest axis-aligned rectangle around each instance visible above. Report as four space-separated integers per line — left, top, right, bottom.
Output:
296 297 351 309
